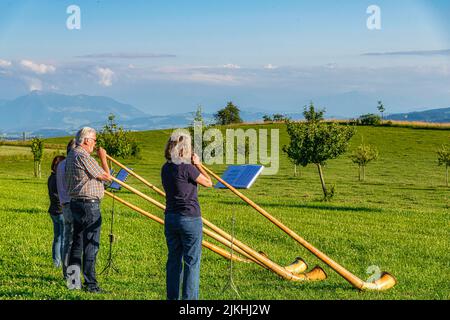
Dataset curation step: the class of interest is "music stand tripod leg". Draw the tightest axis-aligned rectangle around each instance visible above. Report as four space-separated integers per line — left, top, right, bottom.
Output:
100 190 120 276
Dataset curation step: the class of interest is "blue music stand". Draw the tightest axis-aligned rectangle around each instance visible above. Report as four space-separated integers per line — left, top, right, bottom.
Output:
108 168 130 191
215 165 264 189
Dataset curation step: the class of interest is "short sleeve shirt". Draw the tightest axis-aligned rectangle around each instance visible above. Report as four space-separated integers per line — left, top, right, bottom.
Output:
56 159 70 205
161 162 201 217
65 146 105 200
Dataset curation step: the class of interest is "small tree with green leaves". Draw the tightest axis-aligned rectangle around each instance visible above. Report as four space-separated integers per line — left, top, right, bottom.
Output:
97 114 140 159
273 114 288 122
377 100 386 120
350 143 379 181
30 137 44 178
359 113 381 126
283 103 355 200
188 105 211 157
214 101 243 125
262 114 272 122
437 145 450 187
303 102 324 123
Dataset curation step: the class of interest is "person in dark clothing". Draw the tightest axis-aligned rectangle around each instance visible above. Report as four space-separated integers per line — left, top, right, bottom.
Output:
47 155 66 268
161 130 212 300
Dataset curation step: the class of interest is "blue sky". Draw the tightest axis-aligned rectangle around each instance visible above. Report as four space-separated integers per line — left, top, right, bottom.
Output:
0 0 449 116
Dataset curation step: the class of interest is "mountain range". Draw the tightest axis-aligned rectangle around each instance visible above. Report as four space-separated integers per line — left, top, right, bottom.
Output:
385 107 450 123
0 92 449 138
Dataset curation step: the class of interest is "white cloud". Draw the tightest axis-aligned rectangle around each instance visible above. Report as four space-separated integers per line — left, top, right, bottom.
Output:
20 60 56 74
187 73 237 84
325 63 338 69
222 63 241 69
264 64 278 70
95 67 115 87
0 59 12 68
27 78 43 91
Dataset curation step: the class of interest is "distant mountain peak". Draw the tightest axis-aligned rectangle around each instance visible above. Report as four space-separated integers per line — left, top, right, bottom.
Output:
0 92 148 132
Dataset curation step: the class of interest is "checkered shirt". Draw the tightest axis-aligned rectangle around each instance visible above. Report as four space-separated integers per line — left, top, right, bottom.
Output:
65 146 105 200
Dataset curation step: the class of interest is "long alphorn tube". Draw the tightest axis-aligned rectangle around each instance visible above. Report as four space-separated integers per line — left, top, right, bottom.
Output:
109 177 325 282
105 156 309 274
106 154 166 197
106 155 308 273
107 177 266 266
104 190 248 263
201 164 397 291
109 176 309 274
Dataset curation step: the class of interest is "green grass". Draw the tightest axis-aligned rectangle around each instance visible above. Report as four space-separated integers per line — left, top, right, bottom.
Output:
0 145 65 162
0 125 449 300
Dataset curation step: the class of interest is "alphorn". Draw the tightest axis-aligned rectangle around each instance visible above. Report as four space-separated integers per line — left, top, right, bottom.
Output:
106 154 166 197
109 176 326 282
104 190 247 263
105 155 310 274
200 164 397 291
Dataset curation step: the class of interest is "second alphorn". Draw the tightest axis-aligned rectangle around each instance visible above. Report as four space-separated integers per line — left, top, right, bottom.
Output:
109 176 326 282
201 164 397 291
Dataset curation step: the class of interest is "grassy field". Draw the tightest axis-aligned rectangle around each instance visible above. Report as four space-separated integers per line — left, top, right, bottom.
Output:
0 124 449 300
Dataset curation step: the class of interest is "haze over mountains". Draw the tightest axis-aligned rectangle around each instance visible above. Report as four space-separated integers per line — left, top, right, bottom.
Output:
0 91 449 138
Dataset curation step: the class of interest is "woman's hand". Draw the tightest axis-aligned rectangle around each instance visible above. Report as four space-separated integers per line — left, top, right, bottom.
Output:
191 153 201 165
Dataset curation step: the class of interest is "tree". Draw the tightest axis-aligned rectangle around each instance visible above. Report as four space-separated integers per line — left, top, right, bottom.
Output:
273 114 287 122
303 102 324 123
214 101 243 125
262 114 272 122
377 101 386 120
358 114 381 126
350 143 379 181
437 145 450 187
97 114 140 159
283 103 355 200
188 105 211 157
30 137 44 178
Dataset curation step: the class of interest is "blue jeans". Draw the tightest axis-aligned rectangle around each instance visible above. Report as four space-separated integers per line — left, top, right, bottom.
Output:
69 200 102 289
62 204 74 279
164 213 203 300
50 214 64 268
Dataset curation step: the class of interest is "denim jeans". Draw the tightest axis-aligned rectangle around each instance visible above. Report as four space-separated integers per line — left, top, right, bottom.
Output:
164 213 203 300
61 204 74 279
68 200 102 289
50 214 64 268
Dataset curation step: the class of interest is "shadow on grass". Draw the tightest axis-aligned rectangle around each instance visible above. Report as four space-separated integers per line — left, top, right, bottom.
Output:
3 207 44 214
388 186 439 191
217 200 383 213
12 273 62 283
0 177 33 182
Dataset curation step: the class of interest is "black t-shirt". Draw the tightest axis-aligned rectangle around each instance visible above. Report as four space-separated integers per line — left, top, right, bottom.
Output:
161 162 201 217
47 173 62 215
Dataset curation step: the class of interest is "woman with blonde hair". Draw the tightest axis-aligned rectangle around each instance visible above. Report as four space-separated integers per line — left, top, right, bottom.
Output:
161 130 212 300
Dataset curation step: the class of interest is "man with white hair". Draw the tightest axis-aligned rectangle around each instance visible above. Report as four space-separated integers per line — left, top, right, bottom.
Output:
65 127 111 293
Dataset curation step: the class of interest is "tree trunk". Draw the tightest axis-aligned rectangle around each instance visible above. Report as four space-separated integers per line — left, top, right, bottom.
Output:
446 165 448 187
316 163 327 197
362 165 366 182
294 164 297 177
38 162 41 179
33 161 37 178
358 165 361 181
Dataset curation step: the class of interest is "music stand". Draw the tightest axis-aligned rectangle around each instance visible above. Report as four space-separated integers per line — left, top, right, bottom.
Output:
214 165 264 189
100 168 130 276
218 165 264 298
